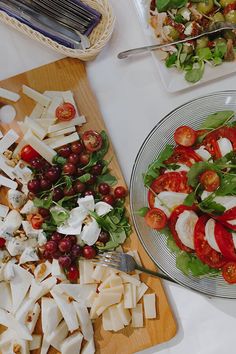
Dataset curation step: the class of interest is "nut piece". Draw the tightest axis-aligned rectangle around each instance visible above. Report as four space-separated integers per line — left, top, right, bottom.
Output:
36 263 47 279
13 344 22 354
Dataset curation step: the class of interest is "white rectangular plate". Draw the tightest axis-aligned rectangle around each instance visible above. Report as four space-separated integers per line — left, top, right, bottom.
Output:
132 0 236 92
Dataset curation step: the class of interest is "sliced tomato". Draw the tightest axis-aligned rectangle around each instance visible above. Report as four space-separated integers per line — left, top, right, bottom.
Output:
222 262 236 284
148 189 155 209
145 208 167 230
174 126 197 147
178 171 193 193
21 145 40 163
218 207 236 231
169 205 196 253
224 2 236 14
82 130 103 152
150 172 182 194
203 126 236 158
165 146 202 167
199 170 220 192
27 213 44 229
214 221 236 262
194 215 226 268
55 102 76 121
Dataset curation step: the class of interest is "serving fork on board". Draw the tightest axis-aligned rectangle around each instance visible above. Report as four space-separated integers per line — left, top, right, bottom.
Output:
94 251 176 283
118 22 236 59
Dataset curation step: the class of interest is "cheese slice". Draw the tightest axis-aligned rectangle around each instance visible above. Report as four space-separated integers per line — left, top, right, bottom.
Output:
10 264 33 313
73 302 93 341
43 136 58 146
0 204 9 218
0 87 20 102
41 297 63 335
34 260 52 282
109 305 125 332
36 118 55 128
15 297 35 323
124 284 134 309
143 293 156 319
53 283 97 307
46 320 68 351
0 129 19 153
79 260 96 284
24 116 47 140
60 332 83 354
0 308 32 340
0 154 16 179
29 334 42 350
48 126 76 137
10 338 29 354
12 139 27 157
136 282 148 303
45 96 63 119
120 272 141 287
48 132 79 149
95 291 122 316
51 259 66 280
102 308 112 331
131 303 143 328
29 277 57 302
26 302 40 334
0 282 12 312
24 130 56 163
0 175 17 189
47 116 86 133
22 85 51 107
29 103 44 119
81 338 95 354
92 265 107 282
116 301 131 326
40 336 50 354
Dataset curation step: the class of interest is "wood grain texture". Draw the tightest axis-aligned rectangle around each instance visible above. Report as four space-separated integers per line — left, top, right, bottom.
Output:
0 58 177 354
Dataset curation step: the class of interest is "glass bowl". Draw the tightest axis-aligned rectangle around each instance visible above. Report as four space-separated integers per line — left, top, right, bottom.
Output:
130 91 236 299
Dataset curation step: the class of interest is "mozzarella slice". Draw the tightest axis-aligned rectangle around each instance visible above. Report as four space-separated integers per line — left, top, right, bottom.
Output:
217 137 233 156
214 196 236 211
19 247 39 264
60 332 83 354
73 302 93 341
95 201 113 216
10 264 33 313
175 210 198 249
77 195 95 211
201 190 212 200
81 218 101 246
0 308 32 340
195 146 212 161
156 191 188 211
205 219 221 252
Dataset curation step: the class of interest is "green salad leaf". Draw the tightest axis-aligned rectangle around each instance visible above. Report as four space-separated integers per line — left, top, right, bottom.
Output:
136 207 149 217
50 207 69 226
200 111 234 129
97 173 117 186
187 161 220 187
33 196 52 209
185 61 205 83
183 192 196 206
166 53 177 68
156 0 187 12
78 173 91 183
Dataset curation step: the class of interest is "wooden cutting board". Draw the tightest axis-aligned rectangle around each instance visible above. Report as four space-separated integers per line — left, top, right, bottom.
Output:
0 58 177 354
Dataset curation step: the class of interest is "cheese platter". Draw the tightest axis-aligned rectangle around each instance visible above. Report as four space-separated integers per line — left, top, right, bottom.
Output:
0 58 177 354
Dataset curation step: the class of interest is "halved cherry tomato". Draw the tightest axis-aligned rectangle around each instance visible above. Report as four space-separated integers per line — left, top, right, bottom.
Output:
199 170 220 192
21 145 40 163
214 221 236 262
194 215 226 268
169 205 196 253
222 262 236 284
27 213 44 229
82 130 103 152
174 126 197 147
165 146 202 167
56 102 76 121
203 126 236 158
224 2 236 14
144 208 167 230
218 207 236 231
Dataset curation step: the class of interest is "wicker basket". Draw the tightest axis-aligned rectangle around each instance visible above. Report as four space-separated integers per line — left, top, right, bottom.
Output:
0 0 115 61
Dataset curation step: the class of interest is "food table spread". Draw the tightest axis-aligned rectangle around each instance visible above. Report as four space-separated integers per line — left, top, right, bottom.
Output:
1 0 236 354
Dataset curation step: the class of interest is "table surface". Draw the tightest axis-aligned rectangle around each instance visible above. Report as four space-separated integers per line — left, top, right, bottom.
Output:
1 1 236 354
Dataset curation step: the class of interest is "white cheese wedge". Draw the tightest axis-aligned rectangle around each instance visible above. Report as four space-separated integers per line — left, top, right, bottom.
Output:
10 264 33 313
0 308 32 340
67 206 88 227
73 302 93 341
34 261 52 282
22 85 51 107
26 302 40 334
77 195 95 211
21 221 40 238
0 175 17 189
2 210 23 235
46 320 68 351
175 210 198 249
0 204 9 218
41 297 62 335
81 338 95 354
29 334 42 350
0 129 19 153
20 200 38 215
19 247 39 264
136 282 148 303
29 102 44 119
195 146 211 161
3 259 15 280
109 305 125 332
29 277 57 302
51 259 66 280
13 163 32 185
48 132 80 149
131 303 143 328
6 238 26 257
95 201 113 216
143 293 156 319
217 137 233 156
15 297 35 323
48 126 76 137
53 283 97 307
7 189 26 209
37 231 47 246
0 87 20 102
0 282 12 312
24 130 56 163
45 96 63 119
116 301 131 326
60 332 84 354
79 260 96 284
24 116 47 140
57 221 82 235
81 218 101 246
205 219 221 252
0 154 16 179
50 290 79 332
40 336 50 354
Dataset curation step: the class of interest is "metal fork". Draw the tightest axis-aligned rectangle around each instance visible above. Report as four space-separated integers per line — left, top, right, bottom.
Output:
118 22 236 59
94 252 176 283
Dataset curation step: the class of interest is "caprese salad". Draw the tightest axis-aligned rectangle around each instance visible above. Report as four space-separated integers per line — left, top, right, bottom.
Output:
141 110 236 284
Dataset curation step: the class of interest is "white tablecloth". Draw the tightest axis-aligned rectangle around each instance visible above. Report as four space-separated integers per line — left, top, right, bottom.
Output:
1 1 236 353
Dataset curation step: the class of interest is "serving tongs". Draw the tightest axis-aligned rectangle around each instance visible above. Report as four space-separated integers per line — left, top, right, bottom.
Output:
118 22 236 59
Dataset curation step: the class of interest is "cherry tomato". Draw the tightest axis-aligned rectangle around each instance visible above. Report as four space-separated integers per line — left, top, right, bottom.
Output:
203 126 236 157
63 163 76 175
83 246 97 259
67 265 79 282
28 213 44 229
98 183 110 195
102 194 115 206
214 221 236 261
218 207 236 231
151 172 182 194
21 145 40 163
165 146 202 167
114 186 127 199
199 170 220 192
222 262 236 283
169 205 196 253
55 102 76 121
71 141 84 154
145 208 167 230
58 145 71 158
82 130 103 152
194 215 226 268
174 126 197 147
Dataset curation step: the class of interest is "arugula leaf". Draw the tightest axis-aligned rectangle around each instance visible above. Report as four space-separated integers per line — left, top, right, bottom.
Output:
200 111 234 129
185 61 205 83
136 207 149 217
78 173 91 183
199 198 225 214
52 155 67 166
143 145 174 186
58 196 77 208
33 196 52 209
216 174 236 196
156 0 187 12
64 176 73 189
166 53 177 68
50 207 69 226
42 222 57 234
187 161 219 187
183 192 196 206
97 173 117 186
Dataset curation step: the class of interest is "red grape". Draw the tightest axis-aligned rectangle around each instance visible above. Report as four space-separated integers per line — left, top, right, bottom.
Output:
59 255 72 269
45 240 58 253
98 183 110 195
84 190 94 197
63 163 76 175
45 167 61 182
58 238 72 253
0 238 6 248
43 250 52 260
30 157 44 170
67 265 79 282
75 181 86 193
102 194 115 206
40 179 52 190
70 244 83 258
58 145 71 158
114 186 127 199
79 153 90 166
86 175 96 185
65 235 77 245
91 162 103 175
83 246 96 259
52 188 64 202
68 153 80 165
63 186 76 196
28 179 41 193
38 208 50 218
98 231 110 244
71 141 84 154
51 232 63 243
51 250 63 259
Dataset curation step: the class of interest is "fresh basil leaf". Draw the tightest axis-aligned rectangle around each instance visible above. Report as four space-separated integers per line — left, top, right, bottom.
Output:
50 207 69 226
136 207 149 217
97 173 117 186
185 61 204 83
78 173 91 183
183 192 196 206
196 47 212 61
200 110 234 129
166 53 177 68
143 145 174 186
52 155 67 165
33 196 52 209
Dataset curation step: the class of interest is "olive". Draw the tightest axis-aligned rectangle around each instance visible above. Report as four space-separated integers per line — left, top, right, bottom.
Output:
197 0 214 14
225 10 236 24
220 0 235 8
223 29 236 39
212 12 225 22
196 36 209 49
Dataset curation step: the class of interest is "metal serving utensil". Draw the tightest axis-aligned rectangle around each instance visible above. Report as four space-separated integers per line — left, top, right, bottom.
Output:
93 251 176 283
117 22 236 59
